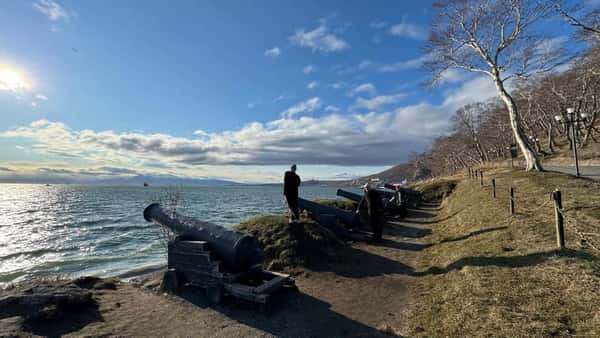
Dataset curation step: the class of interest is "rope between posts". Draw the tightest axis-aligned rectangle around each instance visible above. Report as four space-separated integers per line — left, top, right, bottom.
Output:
516 198 553 214
556 207 600 252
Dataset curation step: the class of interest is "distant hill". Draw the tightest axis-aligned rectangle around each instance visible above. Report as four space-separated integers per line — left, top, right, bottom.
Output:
88 174 243 186
0 174 242 186
352 162 417 186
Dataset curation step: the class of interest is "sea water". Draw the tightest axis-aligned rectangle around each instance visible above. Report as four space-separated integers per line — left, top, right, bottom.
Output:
0 183 351 285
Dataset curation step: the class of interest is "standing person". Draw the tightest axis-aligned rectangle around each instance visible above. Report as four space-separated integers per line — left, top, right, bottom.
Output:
283 164 301 223
359 183 384 242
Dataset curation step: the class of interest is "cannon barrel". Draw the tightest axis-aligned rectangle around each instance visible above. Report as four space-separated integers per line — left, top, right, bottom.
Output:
298 198 360 230
144 203 263 271
336 189 363 202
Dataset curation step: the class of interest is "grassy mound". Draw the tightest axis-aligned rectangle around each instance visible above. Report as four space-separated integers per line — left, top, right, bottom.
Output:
405 168 600 337
411 178 457 202
233 215 345 271
313 198 357 211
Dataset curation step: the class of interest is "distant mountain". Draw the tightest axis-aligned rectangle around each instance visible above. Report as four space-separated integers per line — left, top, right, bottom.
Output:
352 162 416 186
0 173 243 186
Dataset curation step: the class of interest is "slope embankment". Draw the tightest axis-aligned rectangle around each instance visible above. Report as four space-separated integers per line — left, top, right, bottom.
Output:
404 167 600 337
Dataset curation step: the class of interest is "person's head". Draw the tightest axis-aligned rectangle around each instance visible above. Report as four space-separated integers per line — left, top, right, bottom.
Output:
291 164 297 172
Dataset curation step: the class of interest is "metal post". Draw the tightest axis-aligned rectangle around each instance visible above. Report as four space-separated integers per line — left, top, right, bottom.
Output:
552 189 565 249
492 178 496 198
572 118 580 178
568 110 580 177
509 186 515 215
480 170 484 188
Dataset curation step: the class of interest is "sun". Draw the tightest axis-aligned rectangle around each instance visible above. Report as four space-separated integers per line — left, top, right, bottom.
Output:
0 67 30 92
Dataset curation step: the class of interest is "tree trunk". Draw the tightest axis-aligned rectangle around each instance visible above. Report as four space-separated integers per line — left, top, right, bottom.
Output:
493 76 543 171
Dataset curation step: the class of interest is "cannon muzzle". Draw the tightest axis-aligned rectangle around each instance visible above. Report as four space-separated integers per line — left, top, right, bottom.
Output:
144 203 263 271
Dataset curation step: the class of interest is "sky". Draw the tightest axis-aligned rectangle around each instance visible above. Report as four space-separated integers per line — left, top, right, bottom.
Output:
0 0 583 183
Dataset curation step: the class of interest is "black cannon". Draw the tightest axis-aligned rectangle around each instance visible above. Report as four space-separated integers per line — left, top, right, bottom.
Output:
298 198 359 236
336 189 362 202
144 203 263 271
144 203 294 306
337 188 408 217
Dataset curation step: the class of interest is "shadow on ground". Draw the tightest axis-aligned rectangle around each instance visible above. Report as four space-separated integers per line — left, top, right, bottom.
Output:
177 286 398 337
413 249 594 276
384 223 432 238
438 226 508 244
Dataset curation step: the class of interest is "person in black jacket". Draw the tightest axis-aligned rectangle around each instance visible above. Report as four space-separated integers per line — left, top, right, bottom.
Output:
283 164 301 223
358 183 384 242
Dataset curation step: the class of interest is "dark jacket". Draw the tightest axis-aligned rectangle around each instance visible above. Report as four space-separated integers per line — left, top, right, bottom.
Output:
366 189 384 216
283 171 301 197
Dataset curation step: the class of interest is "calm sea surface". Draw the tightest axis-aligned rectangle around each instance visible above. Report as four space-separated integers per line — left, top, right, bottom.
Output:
0 184 351 285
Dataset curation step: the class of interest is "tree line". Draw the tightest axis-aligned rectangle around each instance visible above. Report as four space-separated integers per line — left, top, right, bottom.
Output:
409 0 599 178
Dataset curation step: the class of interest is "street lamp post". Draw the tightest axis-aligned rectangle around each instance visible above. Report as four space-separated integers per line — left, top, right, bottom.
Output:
555 108 589 178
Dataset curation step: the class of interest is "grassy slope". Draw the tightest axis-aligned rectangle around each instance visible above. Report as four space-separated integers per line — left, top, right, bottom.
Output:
408 168 600 337
233 215 344 271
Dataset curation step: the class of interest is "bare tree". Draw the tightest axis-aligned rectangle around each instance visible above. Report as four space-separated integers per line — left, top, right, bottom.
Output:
555 1 600 41
425 0 569 171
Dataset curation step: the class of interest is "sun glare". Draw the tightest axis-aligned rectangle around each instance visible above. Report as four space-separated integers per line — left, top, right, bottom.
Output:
0 67 30 91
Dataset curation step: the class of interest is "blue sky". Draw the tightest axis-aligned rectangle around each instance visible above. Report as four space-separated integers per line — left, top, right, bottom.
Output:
0 0 583 183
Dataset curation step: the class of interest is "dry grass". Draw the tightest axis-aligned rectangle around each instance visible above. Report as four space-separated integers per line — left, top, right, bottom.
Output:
406 168 600 337
233 215 345 271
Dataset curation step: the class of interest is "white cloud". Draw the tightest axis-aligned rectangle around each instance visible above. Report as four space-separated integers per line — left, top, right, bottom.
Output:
303 65 318 74
328 82 345 89
307 81 319 90
289 19 349 53
35 93 48 100
378 54 432 72
31 101 38 107
351 83 376 96
0 77 500 180
336 60 373 75
281 97 321 118
273 94 293 102
389 22 427 40
352 93 408 110
264 46 281 58
33 0 72 22
437 69 468 85
325 105 340 113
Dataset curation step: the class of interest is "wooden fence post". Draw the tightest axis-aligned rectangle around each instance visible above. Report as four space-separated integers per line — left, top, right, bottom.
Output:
552 189 565 249
509 186 515 215
492 178 496 198
480 170 484 188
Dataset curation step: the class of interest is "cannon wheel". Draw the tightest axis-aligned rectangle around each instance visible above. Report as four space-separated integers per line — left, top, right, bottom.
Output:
205 285 224 304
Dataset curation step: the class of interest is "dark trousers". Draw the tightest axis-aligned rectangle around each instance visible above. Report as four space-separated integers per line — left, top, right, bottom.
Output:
370 214 384 240
286 195 300 220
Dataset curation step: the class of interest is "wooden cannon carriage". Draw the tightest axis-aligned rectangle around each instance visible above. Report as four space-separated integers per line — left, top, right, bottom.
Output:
144 203 295 307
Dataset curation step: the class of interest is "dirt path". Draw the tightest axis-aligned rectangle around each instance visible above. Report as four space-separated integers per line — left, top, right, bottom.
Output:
1 205 438 338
